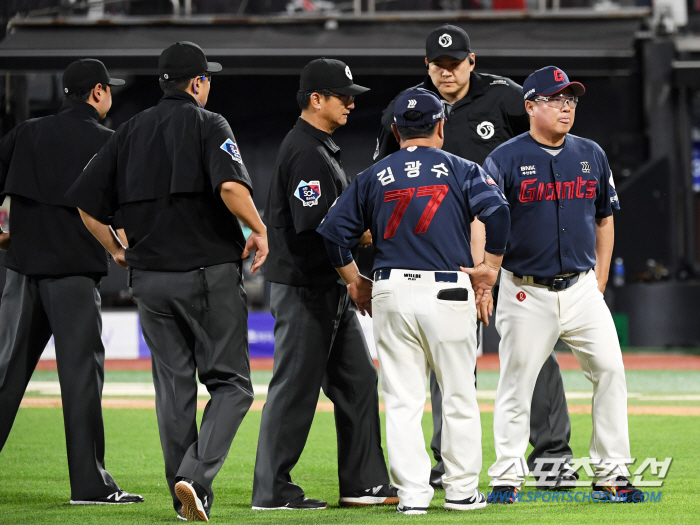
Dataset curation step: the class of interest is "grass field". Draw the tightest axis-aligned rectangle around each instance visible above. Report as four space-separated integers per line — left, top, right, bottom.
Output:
3 368 700 524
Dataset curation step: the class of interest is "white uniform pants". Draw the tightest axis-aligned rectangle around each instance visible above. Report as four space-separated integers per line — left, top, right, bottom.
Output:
372 270 481 508
489 269 630 487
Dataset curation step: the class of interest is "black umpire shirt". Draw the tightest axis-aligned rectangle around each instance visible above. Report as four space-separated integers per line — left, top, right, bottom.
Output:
66 90 253 272
375 71 529 165
265 117 349 287
0 99 113 277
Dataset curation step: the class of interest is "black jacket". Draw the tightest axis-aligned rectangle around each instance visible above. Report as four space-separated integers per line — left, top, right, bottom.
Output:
66 91 253 272
0 99 113 277
375 71 529 165
265 118 348 287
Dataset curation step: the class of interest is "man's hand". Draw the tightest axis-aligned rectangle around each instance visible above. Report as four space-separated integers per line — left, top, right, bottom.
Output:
358 230 373 248
346 273 373 317
242 231 268 275
112 246 127 269
461 253 503 306
476 291 494 326
0 231 10 250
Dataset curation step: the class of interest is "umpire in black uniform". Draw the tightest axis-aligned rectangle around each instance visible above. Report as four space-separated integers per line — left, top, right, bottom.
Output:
67 42 268 522
376 24 576 490
252 58 396 510
0 59 143 505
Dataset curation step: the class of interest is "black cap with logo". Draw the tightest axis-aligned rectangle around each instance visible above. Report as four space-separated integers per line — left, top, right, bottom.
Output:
62 59 125 95
299 58 370 96
159 41 223 80
425 24 471 63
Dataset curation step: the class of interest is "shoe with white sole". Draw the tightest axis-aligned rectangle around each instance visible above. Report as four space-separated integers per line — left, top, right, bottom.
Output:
175 479 210 522
252 495 328 510
396 504 428 515
444 491 487 511
70 490 144 505
339 484 399 506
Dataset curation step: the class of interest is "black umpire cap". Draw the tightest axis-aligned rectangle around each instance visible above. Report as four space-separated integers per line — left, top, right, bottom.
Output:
62 59 125 95
159 41 223 80
299 58 370 96
425 24 471 63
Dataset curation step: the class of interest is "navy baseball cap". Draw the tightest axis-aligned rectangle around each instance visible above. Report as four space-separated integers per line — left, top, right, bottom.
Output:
159 41 222 80
523 65 585 101
394 88 444 126
62 59 124 95
426 24 471 63
299 58 369 96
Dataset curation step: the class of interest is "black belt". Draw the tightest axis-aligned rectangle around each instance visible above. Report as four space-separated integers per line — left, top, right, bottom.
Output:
513 270 588 291
373 269 458 283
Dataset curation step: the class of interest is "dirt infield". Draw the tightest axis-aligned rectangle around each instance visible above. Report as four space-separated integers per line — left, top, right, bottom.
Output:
34 352 700 372
19 397 700 416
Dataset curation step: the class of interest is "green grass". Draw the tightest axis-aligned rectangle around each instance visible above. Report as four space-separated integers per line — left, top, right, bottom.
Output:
1 406 698 524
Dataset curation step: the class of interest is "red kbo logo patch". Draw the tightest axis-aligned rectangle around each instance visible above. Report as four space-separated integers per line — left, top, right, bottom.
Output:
516 291 526 302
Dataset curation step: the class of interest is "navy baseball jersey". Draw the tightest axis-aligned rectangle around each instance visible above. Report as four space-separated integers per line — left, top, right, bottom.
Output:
317 146 509 272
483 132 620 278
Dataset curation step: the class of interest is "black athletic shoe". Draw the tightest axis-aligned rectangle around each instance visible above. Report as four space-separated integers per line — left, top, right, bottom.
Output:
444 490 487 511
592 476 646 503
396 504 428 515
175 479 210 522
429 468 444 489
535 462 580 490
487 486 519 504
70 490 144 505
339 484 399 506
252 495 328 510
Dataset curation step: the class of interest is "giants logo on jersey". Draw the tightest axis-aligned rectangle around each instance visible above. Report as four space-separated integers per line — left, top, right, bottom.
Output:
518 177 596 203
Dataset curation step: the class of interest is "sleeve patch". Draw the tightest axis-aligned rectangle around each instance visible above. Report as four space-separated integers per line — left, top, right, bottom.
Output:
220 138 243 164
294 180 322 207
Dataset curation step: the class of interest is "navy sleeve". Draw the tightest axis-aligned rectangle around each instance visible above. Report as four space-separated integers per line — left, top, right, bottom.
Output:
316 174 366 248
324 237 354 268
65 133 119 224
205 115 253 195
481 204 510 255
594 148 616 218
461 162 509 219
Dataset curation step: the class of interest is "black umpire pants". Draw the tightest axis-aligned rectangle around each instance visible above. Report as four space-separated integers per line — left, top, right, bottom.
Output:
0 269 120 500
429 350 573 475
252 282 390 507
130 262 254 513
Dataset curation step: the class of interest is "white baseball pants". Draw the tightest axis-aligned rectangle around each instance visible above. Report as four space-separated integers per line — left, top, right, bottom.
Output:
372 270 482 508
489 269 630 487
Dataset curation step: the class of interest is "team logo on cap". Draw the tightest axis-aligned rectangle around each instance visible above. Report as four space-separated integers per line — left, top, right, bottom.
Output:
477 121 495 140
407 99 417 108
163 73 169 79
220 138 243 164
438 34 452 47
554 70 565 82
294 180 322 207
345 65 353 80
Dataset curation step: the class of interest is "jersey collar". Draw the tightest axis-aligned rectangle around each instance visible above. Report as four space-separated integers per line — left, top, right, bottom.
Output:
58 99 102 122
421 70 487 110
159 90 200 107
295 117 340 153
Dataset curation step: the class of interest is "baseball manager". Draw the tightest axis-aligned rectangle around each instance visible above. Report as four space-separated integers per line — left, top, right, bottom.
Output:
483 66 643 504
